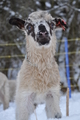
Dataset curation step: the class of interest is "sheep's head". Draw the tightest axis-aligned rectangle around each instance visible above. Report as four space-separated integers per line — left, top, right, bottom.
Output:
9 11 67 47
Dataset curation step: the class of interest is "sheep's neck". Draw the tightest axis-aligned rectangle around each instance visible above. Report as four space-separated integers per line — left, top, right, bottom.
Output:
26 46 55 69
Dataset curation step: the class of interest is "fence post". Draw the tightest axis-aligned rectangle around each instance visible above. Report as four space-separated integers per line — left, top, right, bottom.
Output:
64 37 71 98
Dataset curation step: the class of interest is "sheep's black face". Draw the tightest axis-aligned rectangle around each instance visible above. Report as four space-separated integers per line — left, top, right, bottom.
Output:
9 11 67 47
25 20 53 46
25 18 55 46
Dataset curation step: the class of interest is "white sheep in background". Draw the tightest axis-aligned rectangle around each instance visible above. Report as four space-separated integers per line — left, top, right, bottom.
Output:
0 72 16 110
9 10 67 120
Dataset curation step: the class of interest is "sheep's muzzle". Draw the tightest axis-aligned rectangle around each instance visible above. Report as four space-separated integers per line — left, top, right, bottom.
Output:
37 24 50 45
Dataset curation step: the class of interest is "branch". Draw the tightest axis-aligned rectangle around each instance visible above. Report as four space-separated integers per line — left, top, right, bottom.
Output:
62 3 80 12
47 3 80 13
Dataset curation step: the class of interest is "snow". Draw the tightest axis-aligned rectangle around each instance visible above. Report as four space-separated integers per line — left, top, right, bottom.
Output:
45 2 51 8
0 93 80 120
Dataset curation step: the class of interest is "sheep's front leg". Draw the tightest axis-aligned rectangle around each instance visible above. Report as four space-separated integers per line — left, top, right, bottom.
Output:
16 92 35 120
45 90 62 119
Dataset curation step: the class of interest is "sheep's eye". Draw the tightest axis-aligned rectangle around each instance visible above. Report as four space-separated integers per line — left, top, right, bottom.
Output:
27 24 33 31
50 22 54 29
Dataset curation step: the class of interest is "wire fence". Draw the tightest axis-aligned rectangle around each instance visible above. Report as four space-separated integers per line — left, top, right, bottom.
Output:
0 38 80 90
0 38 80 47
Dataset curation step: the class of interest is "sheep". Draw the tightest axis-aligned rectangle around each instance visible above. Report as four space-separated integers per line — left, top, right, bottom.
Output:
0 72 9 110
0 72 16 110
9 10 67 120
8 80 16 102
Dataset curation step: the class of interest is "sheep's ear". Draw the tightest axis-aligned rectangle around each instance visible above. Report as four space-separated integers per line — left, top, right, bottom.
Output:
54 18 68 31
9 17 25 29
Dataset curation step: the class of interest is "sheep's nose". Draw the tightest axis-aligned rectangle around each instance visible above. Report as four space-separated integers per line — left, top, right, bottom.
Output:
39 31 48 37
38 24 48 37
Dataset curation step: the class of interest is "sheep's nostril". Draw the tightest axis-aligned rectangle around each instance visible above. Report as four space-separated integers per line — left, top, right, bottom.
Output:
45 31 48 35
39 31 48 37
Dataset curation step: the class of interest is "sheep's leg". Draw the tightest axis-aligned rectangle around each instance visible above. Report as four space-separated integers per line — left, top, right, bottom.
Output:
16 92 35 120
0 90 6 109
3 82 9 110
45 90 62 119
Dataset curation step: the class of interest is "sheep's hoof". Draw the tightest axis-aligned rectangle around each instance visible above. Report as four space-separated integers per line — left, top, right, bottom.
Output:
55 112 62 119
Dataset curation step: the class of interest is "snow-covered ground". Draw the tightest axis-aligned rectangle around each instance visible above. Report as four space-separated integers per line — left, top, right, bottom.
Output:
0 93 80 120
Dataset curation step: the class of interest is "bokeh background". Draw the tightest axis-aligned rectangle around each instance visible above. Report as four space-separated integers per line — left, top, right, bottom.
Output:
0 0 80 92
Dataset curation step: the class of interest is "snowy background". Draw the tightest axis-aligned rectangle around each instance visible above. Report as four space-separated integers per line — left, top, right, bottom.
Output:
0 93 80 120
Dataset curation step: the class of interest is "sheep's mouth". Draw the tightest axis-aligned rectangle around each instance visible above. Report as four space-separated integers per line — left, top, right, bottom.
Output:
37 36 50 45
